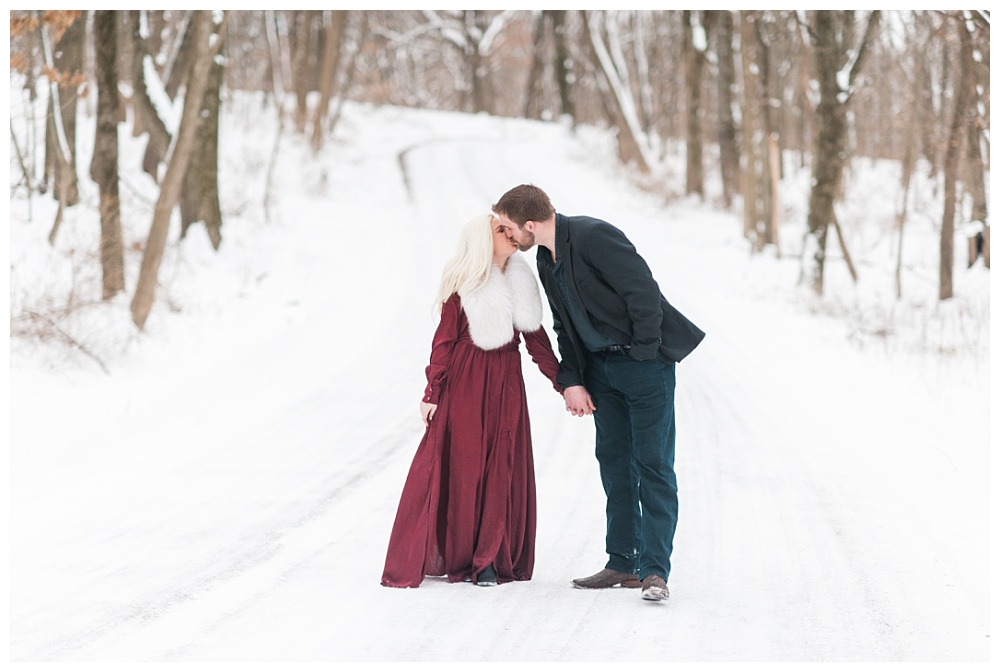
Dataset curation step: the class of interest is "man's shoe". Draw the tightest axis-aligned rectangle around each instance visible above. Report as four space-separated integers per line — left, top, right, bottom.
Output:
640 574 669 601
476 563 497 587
571 568 641 589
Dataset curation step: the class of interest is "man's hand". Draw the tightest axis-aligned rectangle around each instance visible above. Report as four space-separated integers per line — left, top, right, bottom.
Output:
563 385 596 417
420 401 438 426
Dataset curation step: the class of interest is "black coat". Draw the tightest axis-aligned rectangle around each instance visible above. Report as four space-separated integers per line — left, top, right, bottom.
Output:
536 213 705 389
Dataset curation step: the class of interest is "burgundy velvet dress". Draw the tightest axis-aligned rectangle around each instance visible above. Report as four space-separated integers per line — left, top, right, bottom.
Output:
381 292 560 587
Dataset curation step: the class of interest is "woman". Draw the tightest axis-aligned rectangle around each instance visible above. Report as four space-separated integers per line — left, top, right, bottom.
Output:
381 213 562 588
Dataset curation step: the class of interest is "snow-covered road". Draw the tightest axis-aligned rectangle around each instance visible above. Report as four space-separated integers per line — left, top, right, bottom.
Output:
9 106 990 662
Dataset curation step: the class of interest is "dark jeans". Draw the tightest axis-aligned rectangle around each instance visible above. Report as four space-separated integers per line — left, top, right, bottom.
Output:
584 349 678 581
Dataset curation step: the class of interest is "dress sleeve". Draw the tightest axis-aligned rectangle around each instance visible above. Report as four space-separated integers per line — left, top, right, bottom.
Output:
522 326 563 394
423 294 461 404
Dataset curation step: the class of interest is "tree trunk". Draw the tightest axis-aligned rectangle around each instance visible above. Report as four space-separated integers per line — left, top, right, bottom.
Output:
581 10 650 173
131 11 226 329
145 10 166 59
91 10 126 299
38 11 81 244
711 10 740 208
48 12 84 208
804 10 880 295
965 107 988 224
793 17 815 169
465 10 491 114
128 10 172 181
982 226 991 269
292 10 316 133
767 134 781 256
180 35 225 250
325 12 368 138
550 10 575 123
43 94 57 195
522 11 548 120
683 10 704 198
895 74 920 299
631 12 654 133
755 16 777 245
939 16 973 300
163 11 194 100
739 11 764 247
310 10 349 152
805 10 845 294
916 24 938 178
966 123 987 223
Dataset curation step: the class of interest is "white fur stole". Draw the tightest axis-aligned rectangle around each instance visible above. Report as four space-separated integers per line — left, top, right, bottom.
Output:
459 254 543 350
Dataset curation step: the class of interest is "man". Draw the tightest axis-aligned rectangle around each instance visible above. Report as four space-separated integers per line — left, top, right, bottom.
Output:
492 184 704 601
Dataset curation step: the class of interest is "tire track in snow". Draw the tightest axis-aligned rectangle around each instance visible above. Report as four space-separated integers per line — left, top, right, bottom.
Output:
60 409 423 661
676 324 911 659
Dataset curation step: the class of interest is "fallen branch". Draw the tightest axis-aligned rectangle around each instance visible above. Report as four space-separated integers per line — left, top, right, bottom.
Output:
23 310 111 375
831 208 859 283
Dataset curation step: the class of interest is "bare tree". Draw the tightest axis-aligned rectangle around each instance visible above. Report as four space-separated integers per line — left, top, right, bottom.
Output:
708 10 741 208
264 9 291 222
180 32 225 250
963 14 989 229
162 11 194 100
551 10 576 123
739 11 765 248
581 10 651 173
804 10 880 295
939 12 975 300
892 20 922 299
791 16 815 169
754 14 780 247
310 10 349 152
44 12 83 203
128 10 172 181
523 11 549 120
682 10 706 197
91 10 126 299
518 9 581 123
417 10 515 115
40 9 84 243
291 10 318 133
131 11 229 329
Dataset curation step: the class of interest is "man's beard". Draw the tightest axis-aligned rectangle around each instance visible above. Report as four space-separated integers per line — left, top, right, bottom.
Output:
517 230 535 251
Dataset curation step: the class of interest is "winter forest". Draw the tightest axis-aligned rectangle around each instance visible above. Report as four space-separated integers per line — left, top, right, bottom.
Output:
9 9 992 323
8 9 992 663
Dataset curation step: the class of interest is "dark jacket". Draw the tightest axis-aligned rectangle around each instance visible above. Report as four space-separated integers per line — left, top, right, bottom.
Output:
536 213 705 389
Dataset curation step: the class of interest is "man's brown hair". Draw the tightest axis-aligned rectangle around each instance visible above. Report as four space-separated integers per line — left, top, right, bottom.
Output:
492 184 555 227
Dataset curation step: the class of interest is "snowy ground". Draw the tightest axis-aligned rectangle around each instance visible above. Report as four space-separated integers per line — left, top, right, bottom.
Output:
7 92 992 662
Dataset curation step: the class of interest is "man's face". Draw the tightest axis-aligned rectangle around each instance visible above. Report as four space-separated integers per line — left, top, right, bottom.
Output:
496 213 536 251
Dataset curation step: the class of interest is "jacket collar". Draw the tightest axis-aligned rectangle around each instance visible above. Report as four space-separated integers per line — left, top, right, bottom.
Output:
539 212 569 268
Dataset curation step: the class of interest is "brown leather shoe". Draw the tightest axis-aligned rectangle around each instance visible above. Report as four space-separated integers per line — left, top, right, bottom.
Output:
640 574 669 601
571 568 641 589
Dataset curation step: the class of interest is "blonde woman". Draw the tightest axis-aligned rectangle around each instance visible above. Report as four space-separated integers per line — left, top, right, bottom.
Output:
381 214 562 588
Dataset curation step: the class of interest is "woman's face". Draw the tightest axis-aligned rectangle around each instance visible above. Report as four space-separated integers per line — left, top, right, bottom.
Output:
491 215 518 260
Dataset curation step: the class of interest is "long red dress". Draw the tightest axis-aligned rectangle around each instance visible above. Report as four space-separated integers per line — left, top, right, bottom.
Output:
381 292 561 587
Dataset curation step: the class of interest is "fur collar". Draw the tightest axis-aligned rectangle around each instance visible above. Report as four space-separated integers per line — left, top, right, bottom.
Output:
459 254 543 350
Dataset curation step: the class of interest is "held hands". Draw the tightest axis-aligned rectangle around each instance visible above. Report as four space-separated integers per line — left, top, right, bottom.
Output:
563 385 596 417
420 401 438 426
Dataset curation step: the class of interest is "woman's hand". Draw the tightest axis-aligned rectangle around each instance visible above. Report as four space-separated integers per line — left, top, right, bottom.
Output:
563 385 596 417
420 401 438 426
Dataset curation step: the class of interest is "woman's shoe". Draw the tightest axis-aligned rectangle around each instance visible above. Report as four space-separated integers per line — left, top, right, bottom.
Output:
476 563 497 587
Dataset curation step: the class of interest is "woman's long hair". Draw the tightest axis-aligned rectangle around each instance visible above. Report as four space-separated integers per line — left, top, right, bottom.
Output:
435 214 494 312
